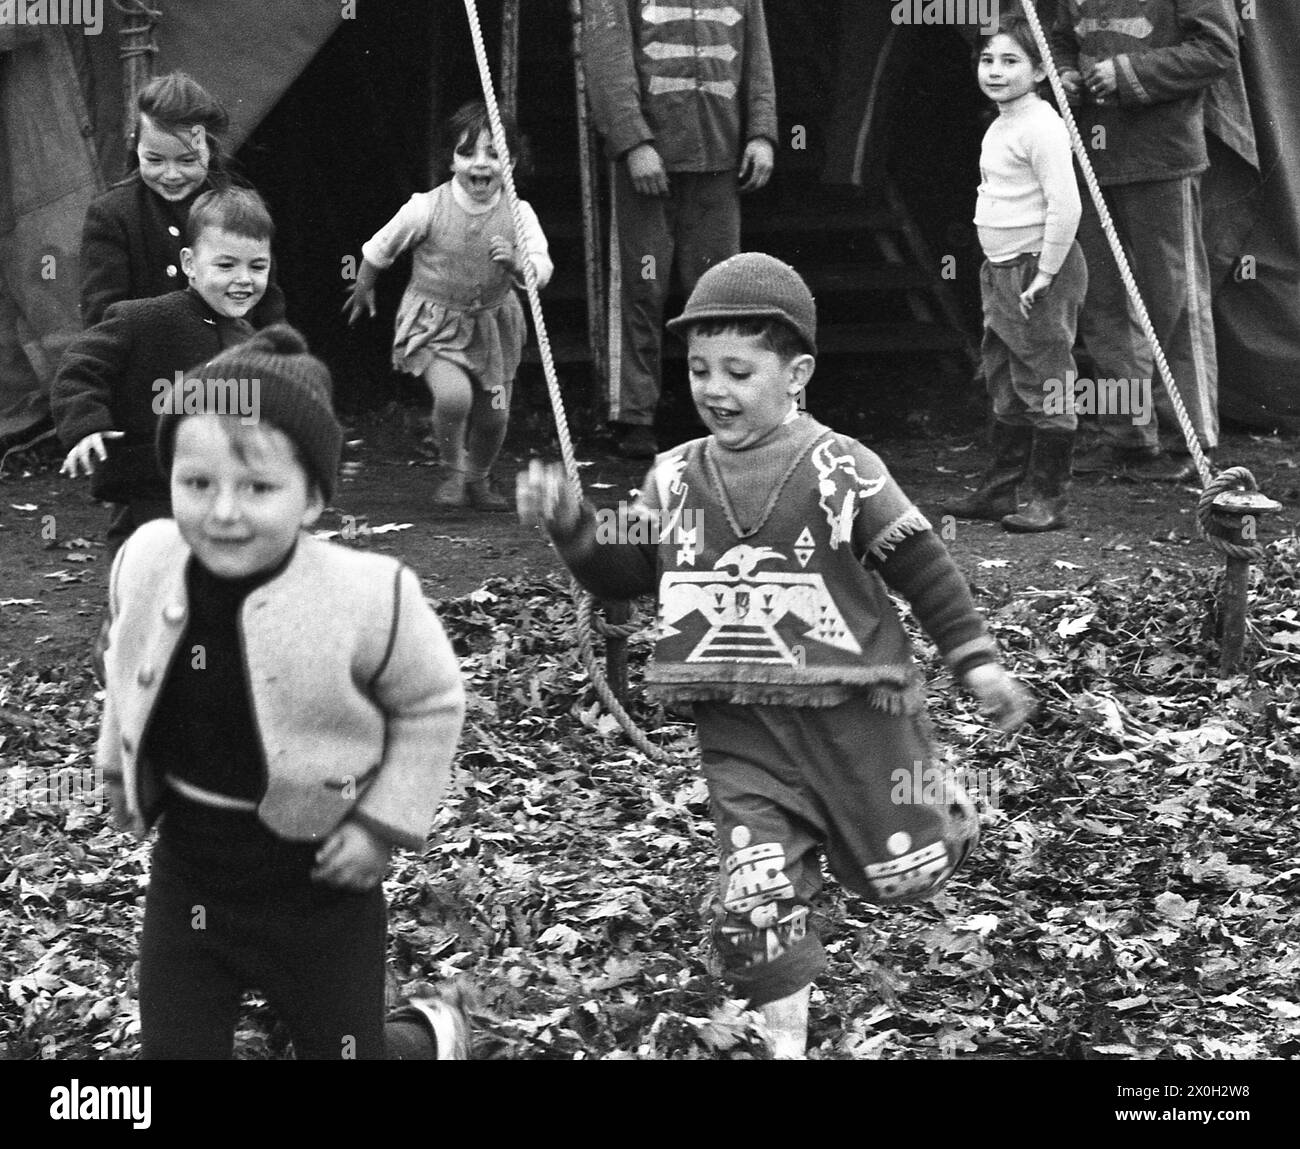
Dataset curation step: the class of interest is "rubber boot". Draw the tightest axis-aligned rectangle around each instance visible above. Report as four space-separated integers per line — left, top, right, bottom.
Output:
938 421 1032 521
1001 429 1074 533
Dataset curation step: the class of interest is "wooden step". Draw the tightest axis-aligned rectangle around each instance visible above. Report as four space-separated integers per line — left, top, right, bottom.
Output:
538 260 935 304
522 320 971 366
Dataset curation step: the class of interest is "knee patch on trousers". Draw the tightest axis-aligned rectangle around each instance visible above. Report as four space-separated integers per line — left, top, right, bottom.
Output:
862 778 980 904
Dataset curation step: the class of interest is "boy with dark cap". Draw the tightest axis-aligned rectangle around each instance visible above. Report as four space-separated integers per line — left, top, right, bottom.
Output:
102 323 471 1059
518 252 1032 1058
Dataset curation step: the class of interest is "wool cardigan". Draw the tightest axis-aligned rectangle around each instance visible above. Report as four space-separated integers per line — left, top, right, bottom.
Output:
99 519 466 849
80 172 287 329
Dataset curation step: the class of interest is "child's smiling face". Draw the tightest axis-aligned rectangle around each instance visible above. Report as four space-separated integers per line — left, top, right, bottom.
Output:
687 329 813 450
452 128 505 203
977 33 1045 109
171 415 323 579
137 114 210 202
180 226 270 319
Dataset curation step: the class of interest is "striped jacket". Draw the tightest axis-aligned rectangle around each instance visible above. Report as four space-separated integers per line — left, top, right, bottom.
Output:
582 0 778 171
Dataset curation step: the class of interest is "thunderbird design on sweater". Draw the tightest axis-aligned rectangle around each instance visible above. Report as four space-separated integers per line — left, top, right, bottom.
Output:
657 544 862 664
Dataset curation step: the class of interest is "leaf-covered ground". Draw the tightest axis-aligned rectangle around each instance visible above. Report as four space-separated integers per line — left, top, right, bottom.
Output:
3 541 1300 1060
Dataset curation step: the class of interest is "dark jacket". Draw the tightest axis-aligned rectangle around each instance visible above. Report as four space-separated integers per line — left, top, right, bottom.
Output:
1049 0 1238 185
52 289 250 504
79 172 287 328
581 0 777 171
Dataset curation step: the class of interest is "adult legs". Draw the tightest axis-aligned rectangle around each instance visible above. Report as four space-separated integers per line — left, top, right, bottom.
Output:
1109 176 1219 453
1074 192 1159 453
611 162 678 429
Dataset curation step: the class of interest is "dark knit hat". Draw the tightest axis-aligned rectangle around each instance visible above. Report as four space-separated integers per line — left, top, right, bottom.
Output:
666 252 817 355
156 323 343 501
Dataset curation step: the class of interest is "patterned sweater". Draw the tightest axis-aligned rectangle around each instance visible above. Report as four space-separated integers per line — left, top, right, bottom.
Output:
555 414 999 711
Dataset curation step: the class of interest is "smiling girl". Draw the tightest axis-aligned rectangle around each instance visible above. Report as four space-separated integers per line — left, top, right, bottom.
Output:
940 14 1085 534
345 101 552 512
80 72 285 329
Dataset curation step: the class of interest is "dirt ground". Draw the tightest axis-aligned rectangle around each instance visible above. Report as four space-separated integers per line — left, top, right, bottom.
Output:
3 400 1298 675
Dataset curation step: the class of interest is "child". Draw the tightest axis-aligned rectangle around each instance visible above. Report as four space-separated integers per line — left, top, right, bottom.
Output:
940 14 1085 533
54 187 274 558
518 252 1032 1059
80 71 286 330
344 100 552 512
100 324 470 1059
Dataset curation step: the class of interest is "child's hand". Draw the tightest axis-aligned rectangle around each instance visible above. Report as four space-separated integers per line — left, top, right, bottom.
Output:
1019 270 1055 319
1058 68 1083 105
342 281 376 325
626 142 670 197
962 663 1033 732
489 235 519 274
311 820 392 890
61 430 123 478
516 458 581 536
738 138 775 193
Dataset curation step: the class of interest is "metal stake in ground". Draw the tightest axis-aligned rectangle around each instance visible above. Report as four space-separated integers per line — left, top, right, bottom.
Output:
1203 483 1282 677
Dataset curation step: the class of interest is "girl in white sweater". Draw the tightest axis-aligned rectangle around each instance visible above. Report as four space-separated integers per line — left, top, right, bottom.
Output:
941 14 1085 534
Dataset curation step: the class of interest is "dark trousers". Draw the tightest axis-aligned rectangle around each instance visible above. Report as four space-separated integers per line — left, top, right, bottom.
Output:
1075 175 1218 451
139 796 389 1060
610 166 741 426
980 242 1087 434
697 699 979 1007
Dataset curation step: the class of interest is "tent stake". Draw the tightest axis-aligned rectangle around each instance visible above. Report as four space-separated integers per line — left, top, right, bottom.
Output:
1208 488 1281 676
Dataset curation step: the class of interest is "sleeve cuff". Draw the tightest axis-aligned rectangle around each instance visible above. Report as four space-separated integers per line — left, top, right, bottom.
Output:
350 807 423 852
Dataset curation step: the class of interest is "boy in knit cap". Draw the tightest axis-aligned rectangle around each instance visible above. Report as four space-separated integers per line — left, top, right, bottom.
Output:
103 324 471 1058
518 253 1032 1058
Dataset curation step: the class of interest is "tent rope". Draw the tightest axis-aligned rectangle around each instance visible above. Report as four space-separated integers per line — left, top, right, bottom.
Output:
111 0 161 59
1017 0 1258 559
462 0 665 761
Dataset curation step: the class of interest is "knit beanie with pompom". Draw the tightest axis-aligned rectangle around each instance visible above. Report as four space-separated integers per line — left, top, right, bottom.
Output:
156 323 343 501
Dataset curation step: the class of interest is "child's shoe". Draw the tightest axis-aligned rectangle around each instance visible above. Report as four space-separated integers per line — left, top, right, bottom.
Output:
398 981 475 1060
466 475 511 512
434 469 467 509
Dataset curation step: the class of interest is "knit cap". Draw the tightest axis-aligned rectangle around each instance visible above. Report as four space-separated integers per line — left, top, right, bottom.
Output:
666 252 817 355
156 323 343 501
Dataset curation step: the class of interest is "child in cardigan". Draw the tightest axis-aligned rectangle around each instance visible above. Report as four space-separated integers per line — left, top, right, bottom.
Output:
101 324 470 1059
55 186 276 558
80 71 285 330
518 253 1032 1059
940 14 1085 533
345 100 552 512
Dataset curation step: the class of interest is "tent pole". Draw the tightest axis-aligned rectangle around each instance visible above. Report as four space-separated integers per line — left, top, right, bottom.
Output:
118 0 162 169
500 0 520 123
569 0 607 384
